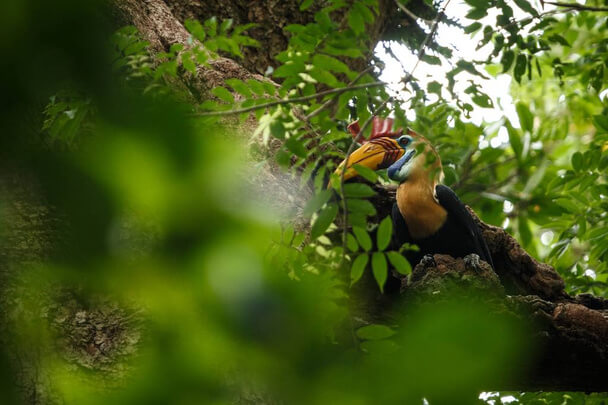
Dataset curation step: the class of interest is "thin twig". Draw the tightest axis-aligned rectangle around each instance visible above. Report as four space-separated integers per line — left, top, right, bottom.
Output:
194 81 385 117
543 1 608 12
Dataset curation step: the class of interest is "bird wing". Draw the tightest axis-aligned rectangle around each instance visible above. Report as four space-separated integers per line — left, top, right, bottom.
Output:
391 201 412 249
435 185 494 268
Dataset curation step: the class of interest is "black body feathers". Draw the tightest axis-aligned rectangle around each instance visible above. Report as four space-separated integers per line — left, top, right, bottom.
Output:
391 185 494 268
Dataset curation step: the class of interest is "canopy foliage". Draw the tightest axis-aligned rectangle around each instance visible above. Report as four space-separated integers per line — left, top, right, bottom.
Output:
1 0 607 403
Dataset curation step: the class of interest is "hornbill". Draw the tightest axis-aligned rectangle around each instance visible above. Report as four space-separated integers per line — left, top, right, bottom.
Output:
335 117 494 272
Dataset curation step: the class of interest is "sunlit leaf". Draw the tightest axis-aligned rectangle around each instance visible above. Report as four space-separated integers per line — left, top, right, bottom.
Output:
353 226 372 252
347 233 359 252
386 251 411 275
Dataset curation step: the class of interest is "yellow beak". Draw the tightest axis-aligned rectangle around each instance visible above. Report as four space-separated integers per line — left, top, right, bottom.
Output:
334 138 404 181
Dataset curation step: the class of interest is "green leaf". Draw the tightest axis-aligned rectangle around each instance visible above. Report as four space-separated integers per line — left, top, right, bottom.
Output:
348 7 365 35
571 152 583 172
347 199 377 216
170 43 184 54
513 0 538 16
514 53 527 83
212 86 234 103
427 81 442 95
350 253 368 285
464 0 489 8
593 115 608 132
465 8 486 20
443 165 459 186
555 197 579 213
356 324 395 340
386 251 411 275
246 79 266 96
464 22 482 34
300 0 314 11
515 102 534 132
347 233 359 252
343 183 376 198
506 124 523 158
204 16 218 37
371 252 388 292
308 67 341 87
269 120 285 139
548 34 570 47
262 81 277 96
353 2 374 23
310 202 338 239
349 213 367 229
518 217 533 247
421 54 442 66
353 164 378 183
182 53 196 74
303 190 332 217
225 79 253 98
322 44 363 58
285 137 307 158
353 226 372 252
501 50 515 73
312 54 351 75
273 61 306 78
472 94 493 108
376 216 393 251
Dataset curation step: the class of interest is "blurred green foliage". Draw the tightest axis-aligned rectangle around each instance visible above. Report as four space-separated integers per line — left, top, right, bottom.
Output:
1 0 608 404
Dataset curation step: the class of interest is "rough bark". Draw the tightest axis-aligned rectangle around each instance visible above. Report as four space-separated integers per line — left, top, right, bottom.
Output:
0 166 144 404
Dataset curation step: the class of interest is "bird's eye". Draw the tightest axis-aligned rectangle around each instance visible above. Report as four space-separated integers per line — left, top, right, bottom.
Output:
398 135 412 147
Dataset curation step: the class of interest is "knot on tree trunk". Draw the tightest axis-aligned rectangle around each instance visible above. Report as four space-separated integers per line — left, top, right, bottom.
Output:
406 254 504 298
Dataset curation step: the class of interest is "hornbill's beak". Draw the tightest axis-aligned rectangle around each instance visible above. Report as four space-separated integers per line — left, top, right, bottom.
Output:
334 138 405 181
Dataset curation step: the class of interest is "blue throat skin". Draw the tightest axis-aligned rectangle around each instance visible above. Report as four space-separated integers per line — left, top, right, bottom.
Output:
387 149 415 180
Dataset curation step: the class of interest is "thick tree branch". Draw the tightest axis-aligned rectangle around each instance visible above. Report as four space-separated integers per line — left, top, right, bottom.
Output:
359 184 608 392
